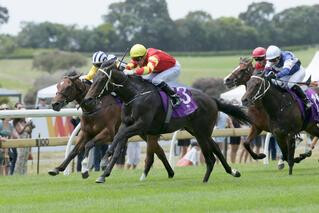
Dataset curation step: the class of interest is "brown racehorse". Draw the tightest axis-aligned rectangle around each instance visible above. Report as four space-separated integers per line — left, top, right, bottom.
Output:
224 57 312 165
241 71 319 175
48 71 174 180
82 60 251 184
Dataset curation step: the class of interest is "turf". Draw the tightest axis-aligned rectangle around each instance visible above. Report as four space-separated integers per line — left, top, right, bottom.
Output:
1 160 319 213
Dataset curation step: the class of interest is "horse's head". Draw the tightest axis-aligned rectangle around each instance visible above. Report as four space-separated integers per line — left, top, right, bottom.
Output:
224 57 254 88
82 59 126 108
241 71 270 106
51 71 84 111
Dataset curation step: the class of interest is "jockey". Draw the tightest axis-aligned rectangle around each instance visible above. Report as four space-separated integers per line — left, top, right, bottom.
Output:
252 47 267 71
264 45 312 108
124 44 181 106
84 51 125 83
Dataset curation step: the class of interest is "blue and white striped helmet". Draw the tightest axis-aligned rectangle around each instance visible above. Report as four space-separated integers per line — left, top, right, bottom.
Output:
92 51 107 65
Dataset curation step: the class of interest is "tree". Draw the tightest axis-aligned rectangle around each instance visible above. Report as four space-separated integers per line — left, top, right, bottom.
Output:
239 2 274 28
0 5 9 25
272 5 319 46
214 17 258 50
175 11 213 51
17 22 74 50
239 2 276 45
103 0 177 51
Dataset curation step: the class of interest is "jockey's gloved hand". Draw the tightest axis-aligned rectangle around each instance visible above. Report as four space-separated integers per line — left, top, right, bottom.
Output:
265 71 276 79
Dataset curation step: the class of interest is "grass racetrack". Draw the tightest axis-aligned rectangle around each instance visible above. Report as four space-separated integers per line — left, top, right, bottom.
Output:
1 160 319 213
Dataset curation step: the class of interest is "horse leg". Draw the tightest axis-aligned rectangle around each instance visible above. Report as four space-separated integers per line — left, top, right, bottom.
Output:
141 139 155 181
48 131 86 176
150 135 174 179
295 124 319 163
210 138 241 177
96 120 145 183
193 134 216 183
243 126 266 159
273 135 288 170
287 136 296 175
81 139 96 179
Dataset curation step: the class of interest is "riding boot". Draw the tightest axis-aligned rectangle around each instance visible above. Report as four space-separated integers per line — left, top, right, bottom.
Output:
157 82 181 107
291 85 312 109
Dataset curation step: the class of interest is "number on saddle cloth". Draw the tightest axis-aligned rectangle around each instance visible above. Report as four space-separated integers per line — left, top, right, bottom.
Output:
305 89 319 122
159 87 198 118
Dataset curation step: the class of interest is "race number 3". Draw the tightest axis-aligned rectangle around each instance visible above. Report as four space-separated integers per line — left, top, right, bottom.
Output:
175 87 191 104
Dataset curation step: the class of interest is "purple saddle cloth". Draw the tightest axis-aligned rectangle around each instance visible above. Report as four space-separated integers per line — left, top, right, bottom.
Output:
288 88 319 122
159 87 198 118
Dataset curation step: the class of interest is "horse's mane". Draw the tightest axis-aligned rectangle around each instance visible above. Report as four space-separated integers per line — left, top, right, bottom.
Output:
240 56 252 64
65 70 80 77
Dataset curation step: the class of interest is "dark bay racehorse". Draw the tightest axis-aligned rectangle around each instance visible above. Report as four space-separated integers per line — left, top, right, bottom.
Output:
49 71 174 180
224 57 312 165
82 61 252 183
241 71 319 175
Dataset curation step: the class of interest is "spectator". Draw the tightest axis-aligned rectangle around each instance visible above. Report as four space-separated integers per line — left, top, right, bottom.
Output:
229 116 242 163
93 143 109 171
0 104 15 175
126 142 141 169
13 103 35 175
268 136 277 161
36 98 49 109
177 139 190 159
116 143 127 169
213 111 230 161
0 136 6 175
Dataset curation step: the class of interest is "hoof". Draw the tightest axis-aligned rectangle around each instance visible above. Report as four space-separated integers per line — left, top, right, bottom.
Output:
168 172 175 179
48 168 59 176
140 173 146 181
96 177 105 183
305 150 312 157
256 153 266 159
278 163 285 170
82 171 89 179
231 169 241 177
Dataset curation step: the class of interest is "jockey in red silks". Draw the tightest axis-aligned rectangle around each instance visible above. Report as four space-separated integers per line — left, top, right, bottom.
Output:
264 45 312 108
124 44 181 106
252 47 267 71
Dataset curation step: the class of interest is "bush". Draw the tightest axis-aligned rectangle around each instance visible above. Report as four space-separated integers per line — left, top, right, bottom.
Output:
192 77 228 98
32 50 87 73
0 35 17 55
23 71 68 106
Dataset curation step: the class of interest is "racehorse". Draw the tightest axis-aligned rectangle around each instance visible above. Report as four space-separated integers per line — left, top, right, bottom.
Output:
49 71 174 180
81 60 251 183
241 71 319 175
224 57 312 166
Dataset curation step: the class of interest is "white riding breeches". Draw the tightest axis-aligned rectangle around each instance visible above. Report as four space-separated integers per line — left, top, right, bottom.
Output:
272 66 306 89
143 61 181 86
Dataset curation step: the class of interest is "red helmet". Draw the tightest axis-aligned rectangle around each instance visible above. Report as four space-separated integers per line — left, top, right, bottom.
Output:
252 47 266 58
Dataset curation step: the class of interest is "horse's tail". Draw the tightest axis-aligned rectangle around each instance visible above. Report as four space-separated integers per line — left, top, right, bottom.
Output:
213 97 251 125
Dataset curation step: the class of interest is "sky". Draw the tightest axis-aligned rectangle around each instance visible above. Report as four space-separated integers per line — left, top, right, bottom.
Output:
1 0 318 35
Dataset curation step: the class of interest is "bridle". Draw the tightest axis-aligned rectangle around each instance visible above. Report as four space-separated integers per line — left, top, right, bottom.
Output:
249 75 270 103
97 67 127 97
57 77 87 104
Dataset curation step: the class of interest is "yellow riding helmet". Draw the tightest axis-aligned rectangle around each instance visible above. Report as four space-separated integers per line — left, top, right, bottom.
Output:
130 44 147 58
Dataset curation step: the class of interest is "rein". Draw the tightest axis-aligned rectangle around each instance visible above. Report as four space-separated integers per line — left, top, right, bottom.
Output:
250 75 270 103
98 68 127 96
